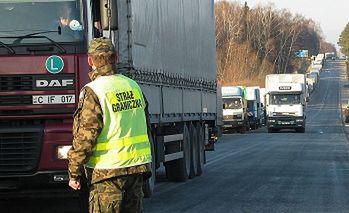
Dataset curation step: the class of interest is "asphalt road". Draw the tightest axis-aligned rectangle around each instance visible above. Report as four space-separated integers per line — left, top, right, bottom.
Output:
144 61 349 213
1 61 348 213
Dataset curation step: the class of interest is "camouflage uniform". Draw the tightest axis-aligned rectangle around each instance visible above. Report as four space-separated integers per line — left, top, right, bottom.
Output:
67 38 151 213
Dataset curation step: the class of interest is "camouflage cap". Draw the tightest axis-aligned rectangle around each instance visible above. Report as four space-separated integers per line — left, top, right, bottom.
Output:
88 37 115 55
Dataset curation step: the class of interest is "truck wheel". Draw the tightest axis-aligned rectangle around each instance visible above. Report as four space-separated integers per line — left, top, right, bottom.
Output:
143 134 156 198
189 123 198 179
240 123 246 134
246 121 251 131
268 128 274 133
165 124 190 181
196 123 205 176
250 121 256 130
297 127 305 133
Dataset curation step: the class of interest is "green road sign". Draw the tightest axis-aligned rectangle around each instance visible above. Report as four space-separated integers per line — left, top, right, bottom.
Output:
45 55 64 74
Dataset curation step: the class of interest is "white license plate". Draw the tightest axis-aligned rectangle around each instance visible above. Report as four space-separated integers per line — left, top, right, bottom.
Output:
281 122 290 125
32 95 75 105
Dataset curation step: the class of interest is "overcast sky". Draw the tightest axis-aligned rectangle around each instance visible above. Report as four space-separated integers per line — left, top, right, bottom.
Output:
216 0 349 49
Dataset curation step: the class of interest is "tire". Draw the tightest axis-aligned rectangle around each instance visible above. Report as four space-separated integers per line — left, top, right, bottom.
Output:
240 123 246 134
196 123 205 176
268 128 274 133
297 127 305 133
246 120 251 131
189 123 198 179
165 123 190 181
143 135 156 198
250 120 256 130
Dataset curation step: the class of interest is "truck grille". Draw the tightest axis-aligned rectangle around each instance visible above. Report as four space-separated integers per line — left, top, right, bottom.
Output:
0 76 33 91
0 95 32 105
274 112 296 116
0 74 75 92
223 115 241 120
0 126 43 173
223 115 233 120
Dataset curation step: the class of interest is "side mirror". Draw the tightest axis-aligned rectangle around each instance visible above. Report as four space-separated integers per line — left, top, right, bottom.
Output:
100 0 118 30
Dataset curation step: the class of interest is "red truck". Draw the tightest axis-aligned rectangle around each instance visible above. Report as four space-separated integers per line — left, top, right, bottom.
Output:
0 0 221 199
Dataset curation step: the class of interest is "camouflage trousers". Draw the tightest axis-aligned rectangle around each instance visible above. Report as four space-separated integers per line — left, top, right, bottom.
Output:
89 174 144 213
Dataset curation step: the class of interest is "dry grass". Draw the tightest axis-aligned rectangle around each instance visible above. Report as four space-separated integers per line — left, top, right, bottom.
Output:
219 42 275 88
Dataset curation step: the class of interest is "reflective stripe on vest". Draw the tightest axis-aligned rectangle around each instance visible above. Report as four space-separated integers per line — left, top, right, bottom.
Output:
84 74 152 169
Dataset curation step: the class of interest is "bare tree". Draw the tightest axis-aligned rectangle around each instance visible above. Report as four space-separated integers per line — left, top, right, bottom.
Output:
215 1 329 85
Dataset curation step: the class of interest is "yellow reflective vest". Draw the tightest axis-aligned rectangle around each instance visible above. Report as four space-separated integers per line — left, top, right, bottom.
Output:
85 74 152 169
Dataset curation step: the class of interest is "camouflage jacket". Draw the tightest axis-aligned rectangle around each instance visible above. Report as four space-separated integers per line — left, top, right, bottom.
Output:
67 64 151 184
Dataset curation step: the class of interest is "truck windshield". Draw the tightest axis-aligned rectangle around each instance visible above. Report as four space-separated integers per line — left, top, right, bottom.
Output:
0 0 84 44
270 94 301 105
223 98 242 109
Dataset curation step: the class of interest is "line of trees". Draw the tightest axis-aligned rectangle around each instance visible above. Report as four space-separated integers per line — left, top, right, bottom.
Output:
216 1 334 86
339 23 349 56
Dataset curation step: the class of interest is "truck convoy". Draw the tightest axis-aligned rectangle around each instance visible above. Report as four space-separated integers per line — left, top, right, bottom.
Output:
265 74 306 133
0 0 221 198
222 86 247 133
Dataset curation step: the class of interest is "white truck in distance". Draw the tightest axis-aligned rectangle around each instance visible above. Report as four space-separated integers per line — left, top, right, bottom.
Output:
265 74 306 133
312 53 325 70
222 87 247 133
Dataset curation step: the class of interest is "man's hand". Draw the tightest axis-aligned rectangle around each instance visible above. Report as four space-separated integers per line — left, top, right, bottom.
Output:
69 180 81 190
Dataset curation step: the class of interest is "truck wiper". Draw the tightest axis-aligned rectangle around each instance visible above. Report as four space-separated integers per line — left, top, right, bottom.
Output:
0 41 15 54
8 34 66 53
19 27 62 37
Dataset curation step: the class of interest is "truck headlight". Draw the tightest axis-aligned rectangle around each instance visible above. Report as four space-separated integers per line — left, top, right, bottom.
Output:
296 119 303 122
57 145 72 159
268 120 275 123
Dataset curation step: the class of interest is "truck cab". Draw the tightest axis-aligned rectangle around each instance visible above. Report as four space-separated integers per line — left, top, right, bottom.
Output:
266 83 306 133
0 0 90 195
222 87 247 133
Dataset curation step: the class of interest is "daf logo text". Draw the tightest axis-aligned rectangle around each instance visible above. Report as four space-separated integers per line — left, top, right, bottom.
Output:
36 79 74 88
